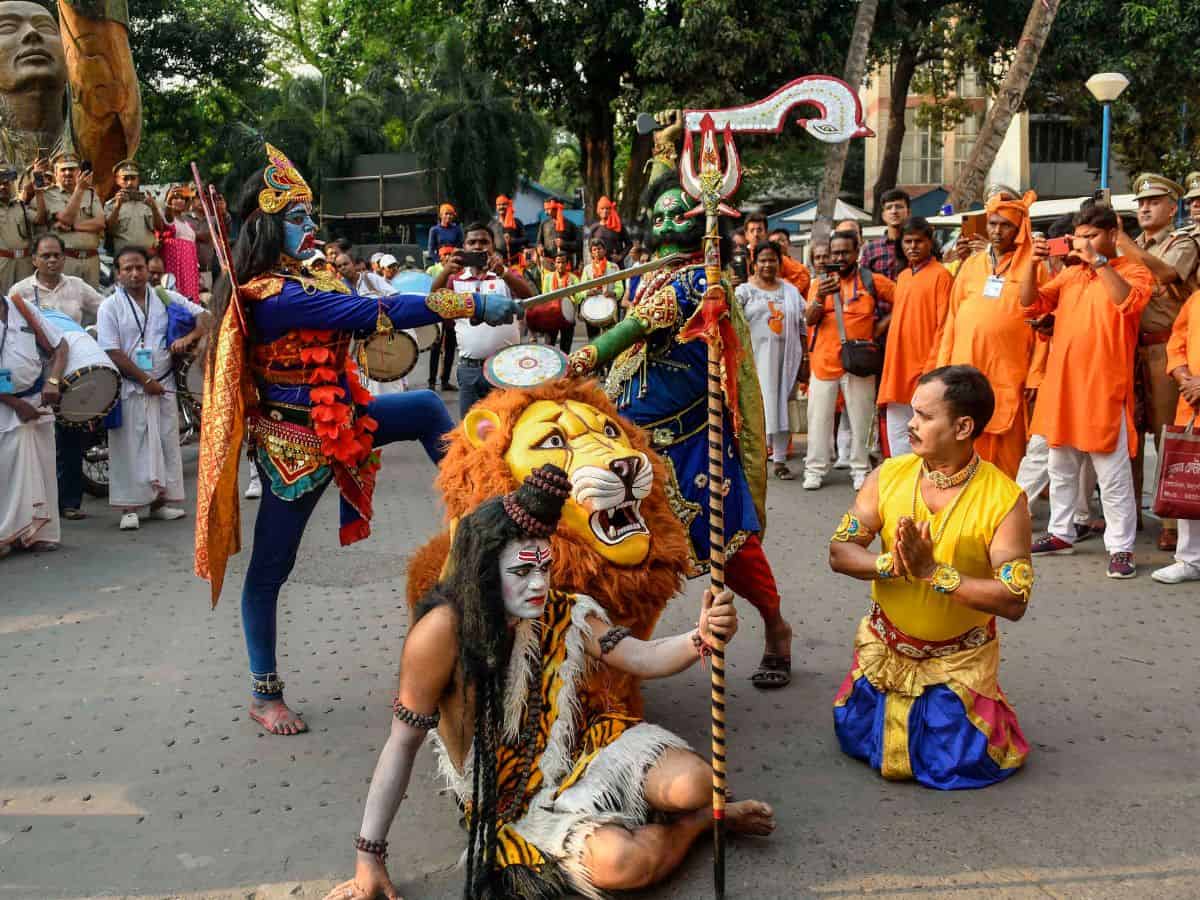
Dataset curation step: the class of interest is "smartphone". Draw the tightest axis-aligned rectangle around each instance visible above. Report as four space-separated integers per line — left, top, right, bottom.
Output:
1092 188 1111 207
79 159 93 175
730 252 748 282
460 250 489 270
126 189 144 202
960 212 987 240
1046 236 1072 257
33 171 46 189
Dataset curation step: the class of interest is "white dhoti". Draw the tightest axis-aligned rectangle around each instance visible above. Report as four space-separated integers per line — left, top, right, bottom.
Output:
107 391 185 508
0 418 60 548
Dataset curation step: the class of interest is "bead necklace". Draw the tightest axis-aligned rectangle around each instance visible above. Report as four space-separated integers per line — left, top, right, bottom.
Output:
911 454 981 546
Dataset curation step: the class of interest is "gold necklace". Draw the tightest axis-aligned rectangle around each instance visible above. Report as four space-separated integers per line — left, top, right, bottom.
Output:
911 455 981 546
922 454 978 489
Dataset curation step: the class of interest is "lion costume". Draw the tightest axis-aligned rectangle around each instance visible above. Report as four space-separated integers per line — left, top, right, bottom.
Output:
406 379 691 716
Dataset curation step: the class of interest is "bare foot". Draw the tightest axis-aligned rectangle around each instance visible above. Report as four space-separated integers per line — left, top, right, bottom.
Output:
726 799 775 836
249 697 308 735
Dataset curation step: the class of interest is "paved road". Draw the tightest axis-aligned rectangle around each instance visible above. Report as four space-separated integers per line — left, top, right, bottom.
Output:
2 415 1198 899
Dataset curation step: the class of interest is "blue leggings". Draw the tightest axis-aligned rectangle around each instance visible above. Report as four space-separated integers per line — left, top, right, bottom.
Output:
241 391 453 698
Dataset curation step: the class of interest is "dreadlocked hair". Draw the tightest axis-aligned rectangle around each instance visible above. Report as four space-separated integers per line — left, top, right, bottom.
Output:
413 465 570 899
207 166 286 368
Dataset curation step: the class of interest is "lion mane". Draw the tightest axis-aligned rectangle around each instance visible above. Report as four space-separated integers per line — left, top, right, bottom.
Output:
406 379 691 715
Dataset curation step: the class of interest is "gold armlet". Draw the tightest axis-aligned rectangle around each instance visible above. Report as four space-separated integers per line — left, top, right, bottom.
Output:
875 552 899 579
994 558 1034 603
628 285 678 332
929 563 962 595
832 511 875 544
425 289 476 320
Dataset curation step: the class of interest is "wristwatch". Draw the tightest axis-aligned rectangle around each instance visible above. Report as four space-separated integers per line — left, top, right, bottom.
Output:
1091 254 1109 269
46 377 62 388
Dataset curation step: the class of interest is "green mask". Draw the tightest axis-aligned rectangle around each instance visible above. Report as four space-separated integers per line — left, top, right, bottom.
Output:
650 187 702 256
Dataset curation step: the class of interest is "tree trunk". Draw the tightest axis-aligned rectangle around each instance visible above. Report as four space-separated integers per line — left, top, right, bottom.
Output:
579 105 616 222
814 0 880 245
946 0 1060 211
871 39 919 219
619 131 654 225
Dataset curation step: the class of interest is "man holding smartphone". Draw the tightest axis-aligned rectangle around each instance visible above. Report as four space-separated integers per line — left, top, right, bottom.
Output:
104 159 163 257
37 152 104 287
1115 174 1199 551
430 221 534 416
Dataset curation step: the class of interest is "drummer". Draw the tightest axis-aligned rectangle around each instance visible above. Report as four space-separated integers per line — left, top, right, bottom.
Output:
0 286 68 558
579 237 624 340
430 221 533 417
537 250 585 352
11 234 105 520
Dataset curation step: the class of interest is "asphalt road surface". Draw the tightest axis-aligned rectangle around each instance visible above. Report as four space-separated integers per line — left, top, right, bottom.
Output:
2 411 1198 899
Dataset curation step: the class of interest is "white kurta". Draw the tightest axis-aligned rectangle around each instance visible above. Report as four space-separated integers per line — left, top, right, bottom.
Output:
95 287 204 508
736 280 806 434
0 298 63 547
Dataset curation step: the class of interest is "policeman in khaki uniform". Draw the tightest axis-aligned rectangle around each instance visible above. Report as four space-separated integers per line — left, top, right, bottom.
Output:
1184 172 1200 229
39 153 105 288
0 164 34 295
104 159 163 257
1116 173 1200 551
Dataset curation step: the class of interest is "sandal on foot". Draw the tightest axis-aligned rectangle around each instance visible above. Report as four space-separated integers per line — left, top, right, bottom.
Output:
750 654 791 689
773 463 794 480
249 702 308 735
63 508 87 521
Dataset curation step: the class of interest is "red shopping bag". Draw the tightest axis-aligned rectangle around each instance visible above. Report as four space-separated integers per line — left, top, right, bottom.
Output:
1153 417 1200 520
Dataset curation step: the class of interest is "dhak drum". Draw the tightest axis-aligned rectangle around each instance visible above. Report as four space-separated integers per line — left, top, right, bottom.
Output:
408 323 440 353
484 343 569 389
359 329 419 382
175 353 206 411
580 294 617 329
48 316 119 428
525 296 576 335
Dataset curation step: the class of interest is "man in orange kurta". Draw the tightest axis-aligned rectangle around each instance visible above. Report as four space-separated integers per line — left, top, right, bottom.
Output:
877 220 953 456
937 191 1043 478
1153 289 1200 582
804 229 895 490
1022 203 1154 578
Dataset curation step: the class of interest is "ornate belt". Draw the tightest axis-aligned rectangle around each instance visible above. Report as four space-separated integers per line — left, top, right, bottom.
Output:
868 603 994 660
640 395 706 449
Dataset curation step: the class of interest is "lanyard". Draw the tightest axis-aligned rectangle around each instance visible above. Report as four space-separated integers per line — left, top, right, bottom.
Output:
0 299 9 359
988 247 1013 277
121 287 152 348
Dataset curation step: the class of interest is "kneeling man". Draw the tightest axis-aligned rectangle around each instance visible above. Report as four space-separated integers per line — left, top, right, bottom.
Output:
829 365 1033 789
327 464 774 900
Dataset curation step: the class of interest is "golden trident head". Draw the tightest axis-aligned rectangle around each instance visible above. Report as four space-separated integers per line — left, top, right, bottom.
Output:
258 143 314 215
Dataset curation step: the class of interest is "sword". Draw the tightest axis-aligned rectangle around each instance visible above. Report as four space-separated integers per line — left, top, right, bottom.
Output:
518 252 688 311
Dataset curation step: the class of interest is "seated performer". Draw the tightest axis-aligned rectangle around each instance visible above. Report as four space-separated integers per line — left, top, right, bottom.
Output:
829 365 1033 789
325 465 774 900
195 144 521 736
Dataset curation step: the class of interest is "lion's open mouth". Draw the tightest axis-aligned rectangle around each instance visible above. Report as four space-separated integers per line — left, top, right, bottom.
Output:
589 500 648 545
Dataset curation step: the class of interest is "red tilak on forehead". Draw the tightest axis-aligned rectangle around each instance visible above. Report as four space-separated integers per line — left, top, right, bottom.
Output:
517 547 552 565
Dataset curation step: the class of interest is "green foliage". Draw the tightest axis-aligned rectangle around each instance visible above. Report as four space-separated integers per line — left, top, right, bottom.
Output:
1031 0 1200 180
539 133 583 197
407 32 550 217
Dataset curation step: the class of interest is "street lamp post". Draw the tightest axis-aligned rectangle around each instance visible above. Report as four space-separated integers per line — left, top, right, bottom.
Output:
1086 72 1130 191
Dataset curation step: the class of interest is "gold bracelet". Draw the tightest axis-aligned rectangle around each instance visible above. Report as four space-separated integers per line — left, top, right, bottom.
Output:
875 552 898 579
928 563 962 594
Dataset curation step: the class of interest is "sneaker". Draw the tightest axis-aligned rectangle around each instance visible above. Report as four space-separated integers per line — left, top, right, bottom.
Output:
803 474 822 490
149 506 187 521
119 512 140 531
245 471 263 500
1151 560 1200 584
852 473 867 491
1031 534 1075 555
1106 551 1136 579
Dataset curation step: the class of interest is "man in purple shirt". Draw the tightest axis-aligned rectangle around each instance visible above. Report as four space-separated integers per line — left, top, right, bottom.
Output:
861 189 910 316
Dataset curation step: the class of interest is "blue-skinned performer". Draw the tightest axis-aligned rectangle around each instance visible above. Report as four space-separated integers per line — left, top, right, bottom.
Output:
565 172 795 689
194 144 522 735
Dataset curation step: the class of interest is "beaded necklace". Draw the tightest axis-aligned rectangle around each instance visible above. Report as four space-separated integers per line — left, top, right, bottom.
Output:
911 454 981 546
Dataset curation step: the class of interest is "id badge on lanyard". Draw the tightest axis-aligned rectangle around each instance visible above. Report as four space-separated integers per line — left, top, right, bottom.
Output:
0 368 12 393
134 347 153 371
983 275 1005 299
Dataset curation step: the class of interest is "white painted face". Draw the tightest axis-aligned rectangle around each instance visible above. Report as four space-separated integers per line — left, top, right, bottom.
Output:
500 538 552 620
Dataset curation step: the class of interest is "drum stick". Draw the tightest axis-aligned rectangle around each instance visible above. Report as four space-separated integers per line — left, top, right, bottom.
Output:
189 163 247 336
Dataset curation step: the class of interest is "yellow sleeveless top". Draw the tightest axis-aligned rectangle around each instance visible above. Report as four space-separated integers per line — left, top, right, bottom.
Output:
873 454 1021 641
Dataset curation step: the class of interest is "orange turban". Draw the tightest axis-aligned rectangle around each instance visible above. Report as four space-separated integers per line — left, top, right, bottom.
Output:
984 189 1037 279
438 203 455 218
496 195 515 230
438 245 455 260
544 199 565 232
597 195 621 232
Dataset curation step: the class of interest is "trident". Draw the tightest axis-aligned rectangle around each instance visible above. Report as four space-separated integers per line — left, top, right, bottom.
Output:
652 78 872 899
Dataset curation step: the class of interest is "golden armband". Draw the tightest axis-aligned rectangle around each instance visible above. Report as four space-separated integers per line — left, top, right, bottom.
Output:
994 558 1034 603
832 511 875 544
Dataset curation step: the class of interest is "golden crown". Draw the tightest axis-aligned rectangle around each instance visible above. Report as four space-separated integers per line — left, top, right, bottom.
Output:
258 143 313 215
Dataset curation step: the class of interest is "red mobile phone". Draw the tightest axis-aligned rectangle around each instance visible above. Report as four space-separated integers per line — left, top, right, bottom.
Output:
1046 236 1072 258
